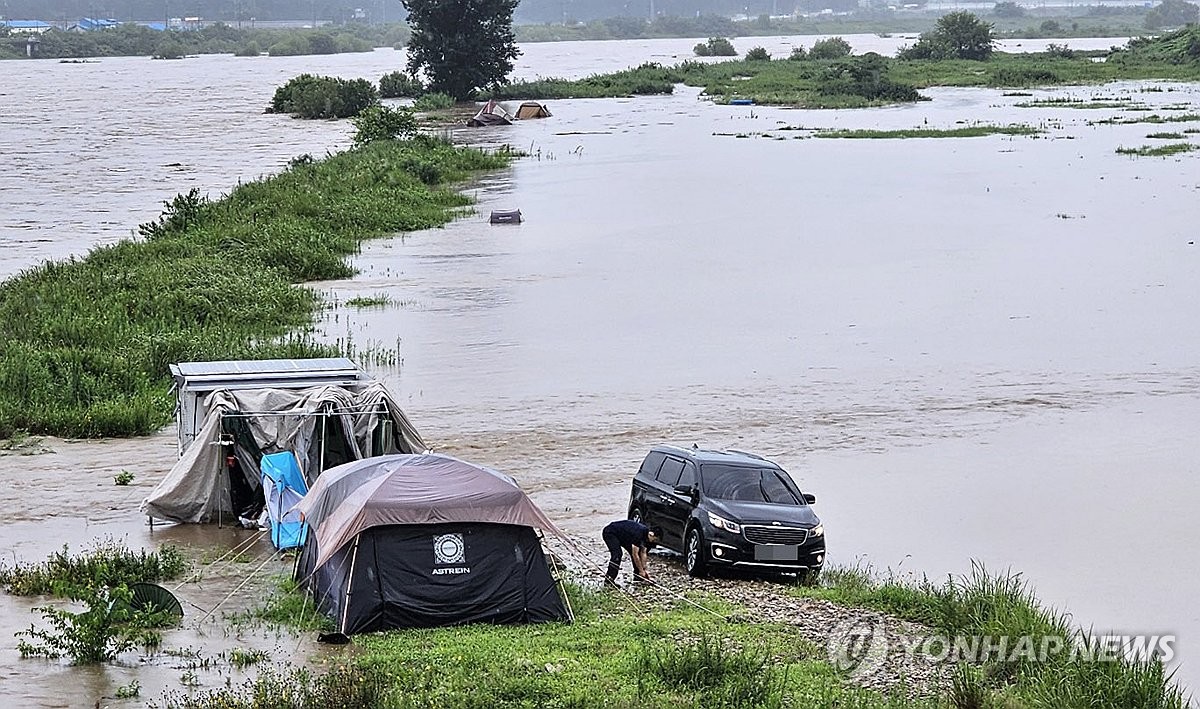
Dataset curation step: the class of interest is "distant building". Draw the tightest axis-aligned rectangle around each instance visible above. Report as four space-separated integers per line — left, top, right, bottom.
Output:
71 17 121 31
2 20 51 34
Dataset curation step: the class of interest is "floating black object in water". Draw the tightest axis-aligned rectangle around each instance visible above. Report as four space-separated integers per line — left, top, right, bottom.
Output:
490 209 522 224
126 582 184 621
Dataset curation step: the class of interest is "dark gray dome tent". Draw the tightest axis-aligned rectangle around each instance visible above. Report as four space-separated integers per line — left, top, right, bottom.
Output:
293 454 569 634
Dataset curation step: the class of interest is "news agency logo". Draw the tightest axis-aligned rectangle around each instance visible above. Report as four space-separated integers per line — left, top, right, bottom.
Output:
826 617 1176 679
432 533 470 576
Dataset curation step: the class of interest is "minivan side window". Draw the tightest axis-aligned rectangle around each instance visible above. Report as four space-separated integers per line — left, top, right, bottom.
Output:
639 451 666 479
656 457 685 487
677 461 696 491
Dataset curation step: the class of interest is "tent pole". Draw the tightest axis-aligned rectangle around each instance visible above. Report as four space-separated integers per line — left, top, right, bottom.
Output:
341 534 361 634
318 412 327 478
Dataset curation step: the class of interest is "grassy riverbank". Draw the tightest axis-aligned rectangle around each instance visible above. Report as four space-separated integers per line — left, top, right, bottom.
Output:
0 138 509 438
160 564 1188 709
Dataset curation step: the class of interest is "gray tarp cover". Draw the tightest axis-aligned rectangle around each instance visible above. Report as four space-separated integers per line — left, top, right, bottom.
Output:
141 384 425 524
295 453 564 573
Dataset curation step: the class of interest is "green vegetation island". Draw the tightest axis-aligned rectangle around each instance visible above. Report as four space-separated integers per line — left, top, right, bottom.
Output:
490 23 1200 108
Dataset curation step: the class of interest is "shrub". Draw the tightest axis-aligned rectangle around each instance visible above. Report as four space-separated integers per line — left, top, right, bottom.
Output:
898 11 996 60
789 46 807 60
233 40 261 57
993 1 1026 17
413 92 456 111
818 53 921 102
352 105 418 147
113 470 134 486
1045 43 1075 58
379 70 423 98
153 40 186 60
808 36 853 60
16 584 169 664
745 46 771 61
267 34 311 56
267 74 379 119
694 37 736 57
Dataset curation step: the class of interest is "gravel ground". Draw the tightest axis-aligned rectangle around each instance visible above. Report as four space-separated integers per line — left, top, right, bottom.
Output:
553 538 953 698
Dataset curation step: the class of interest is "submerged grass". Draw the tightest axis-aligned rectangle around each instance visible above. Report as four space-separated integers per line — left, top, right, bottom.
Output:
0 136 509 438
814 124 1040 139
0 539 188 596
1115 143 1198 157
495 46 1200 109
1090 113 1200 125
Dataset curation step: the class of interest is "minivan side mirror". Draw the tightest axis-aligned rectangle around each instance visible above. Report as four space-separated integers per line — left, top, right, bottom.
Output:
674 484 697 499
803 493 816 504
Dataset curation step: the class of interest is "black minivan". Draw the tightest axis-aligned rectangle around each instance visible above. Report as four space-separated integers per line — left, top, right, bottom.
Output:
628 446 825 580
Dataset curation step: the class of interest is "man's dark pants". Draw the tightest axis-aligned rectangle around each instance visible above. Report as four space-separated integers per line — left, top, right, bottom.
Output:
602 529 625 582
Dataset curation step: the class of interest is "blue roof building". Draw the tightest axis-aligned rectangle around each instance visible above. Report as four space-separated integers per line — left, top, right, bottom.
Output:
2 20 51 33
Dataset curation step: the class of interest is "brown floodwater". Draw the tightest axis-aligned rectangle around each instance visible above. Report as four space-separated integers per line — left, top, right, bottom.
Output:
1 37 1198 705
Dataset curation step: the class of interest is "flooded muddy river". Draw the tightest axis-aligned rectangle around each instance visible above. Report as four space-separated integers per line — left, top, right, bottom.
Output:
1 36 1198 705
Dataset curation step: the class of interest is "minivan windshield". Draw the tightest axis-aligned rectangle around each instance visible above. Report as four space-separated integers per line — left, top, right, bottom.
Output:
700 465 802 504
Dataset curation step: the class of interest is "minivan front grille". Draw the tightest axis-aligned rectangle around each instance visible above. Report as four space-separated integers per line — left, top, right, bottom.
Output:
743 525 809 545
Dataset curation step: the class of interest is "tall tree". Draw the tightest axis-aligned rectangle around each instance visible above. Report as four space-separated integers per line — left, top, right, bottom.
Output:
898 11 996 61
403 0 521 101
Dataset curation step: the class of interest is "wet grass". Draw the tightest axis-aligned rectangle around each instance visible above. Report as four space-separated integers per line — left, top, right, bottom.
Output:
0 137 509 438
1146 132 1186 139
814 125 1041 139
793 563 1189 709
1115 143 1198 157
164 566 1188 709
171 580 931 709
225 576 333 632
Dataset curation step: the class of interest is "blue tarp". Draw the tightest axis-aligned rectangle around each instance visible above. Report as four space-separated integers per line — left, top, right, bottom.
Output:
261 452 308 550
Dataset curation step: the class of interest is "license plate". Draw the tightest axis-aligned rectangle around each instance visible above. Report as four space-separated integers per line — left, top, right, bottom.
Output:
754 545 798 561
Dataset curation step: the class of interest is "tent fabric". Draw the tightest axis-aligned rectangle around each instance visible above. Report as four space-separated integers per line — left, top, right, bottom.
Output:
466 99 513 127
261 452 308 550
297 522 568 634
295 453 564 573
515 102 551 119
142 383 425 524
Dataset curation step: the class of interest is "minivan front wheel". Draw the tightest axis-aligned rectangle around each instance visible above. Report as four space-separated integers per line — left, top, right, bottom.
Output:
685 528 708 578
629 506 644 525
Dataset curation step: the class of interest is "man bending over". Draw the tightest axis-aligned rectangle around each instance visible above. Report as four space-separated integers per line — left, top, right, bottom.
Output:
602 518 660 584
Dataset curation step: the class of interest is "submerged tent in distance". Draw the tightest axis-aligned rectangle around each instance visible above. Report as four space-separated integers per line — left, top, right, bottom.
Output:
294 453 570 634
143 360 425 525
466 99 514 127
515 102 551 119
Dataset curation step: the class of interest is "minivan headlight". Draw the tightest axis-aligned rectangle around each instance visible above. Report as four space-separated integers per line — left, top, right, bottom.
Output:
707 512 741 534
809 524 824 538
